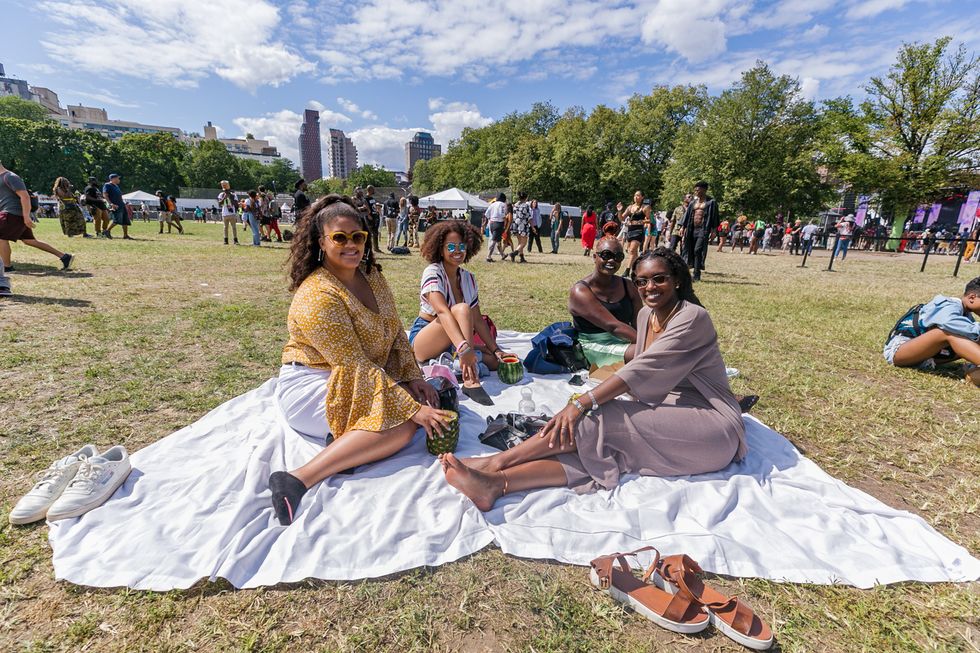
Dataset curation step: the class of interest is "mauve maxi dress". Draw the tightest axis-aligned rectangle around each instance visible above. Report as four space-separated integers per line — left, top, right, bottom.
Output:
557 300 747 493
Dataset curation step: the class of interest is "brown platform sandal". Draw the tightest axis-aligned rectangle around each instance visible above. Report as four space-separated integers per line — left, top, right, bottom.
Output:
589 547 710 634
655 554 774 650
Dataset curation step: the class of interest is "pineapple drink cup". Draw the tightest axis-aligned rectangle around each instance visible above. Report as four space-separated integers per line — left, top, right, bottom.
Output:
427 410 460 455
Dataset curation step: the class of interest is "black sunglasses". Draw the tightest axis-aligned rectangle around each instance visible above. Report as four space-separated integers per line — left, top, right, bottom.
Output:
596 250 625 262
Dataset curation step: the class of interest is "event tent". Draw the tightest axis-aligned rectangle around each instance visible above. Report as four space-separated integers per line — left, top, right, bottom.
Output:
122 190 159 203
419 188 489 210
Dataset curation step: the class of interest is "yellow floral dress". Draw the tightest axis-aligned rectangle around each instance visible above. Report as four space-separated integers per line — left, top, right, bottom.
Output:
282 266 422 437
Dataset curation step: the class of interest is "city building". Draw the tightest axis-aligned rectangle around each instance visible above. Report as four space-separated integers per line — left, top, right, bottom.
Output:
54 105 181 140
298 109 322 180
327 128 358 179
405 131 441 173
190 121 282 165
30 86 62 114
0 63 32 100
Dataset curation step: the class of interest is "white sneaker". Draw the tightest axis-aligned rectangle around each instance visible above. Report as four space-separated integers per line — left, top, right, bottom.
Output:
46 445 131 521
9 445 99 525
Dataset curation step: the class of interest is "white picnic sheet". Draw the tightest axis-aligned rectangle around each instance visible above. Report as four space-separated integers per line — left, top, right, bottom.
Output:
48 332 980 590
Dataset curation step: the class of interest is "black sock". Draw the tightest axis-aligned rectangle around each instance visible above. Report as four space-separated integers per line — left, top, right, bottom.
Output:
269 471 308 525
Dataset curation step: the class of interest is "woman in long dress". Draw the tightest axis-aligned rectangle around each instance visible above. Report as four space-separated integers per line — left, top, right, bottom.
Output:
52 177 86 237
580 205 597 256
440 247 746 510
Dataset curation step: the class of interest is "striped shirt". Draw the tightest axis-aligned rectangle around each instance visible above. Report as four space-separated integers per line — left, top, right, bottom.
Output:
419 262 479 317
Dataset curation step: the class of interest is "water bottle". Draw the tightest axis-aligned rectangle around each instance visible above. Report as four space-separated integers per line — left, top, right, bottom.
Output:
518 387 536 414
725 367 740 378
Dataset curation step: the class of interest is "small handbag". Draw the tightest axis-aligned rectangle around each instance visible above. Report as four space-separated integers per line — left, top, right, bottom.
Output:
421 353 458 388
478 413 550 451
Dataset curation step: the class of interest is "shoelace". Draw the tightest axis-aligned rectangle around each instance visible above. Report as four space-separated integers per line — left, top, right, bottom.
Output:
67 459 105 492
34 455 87 491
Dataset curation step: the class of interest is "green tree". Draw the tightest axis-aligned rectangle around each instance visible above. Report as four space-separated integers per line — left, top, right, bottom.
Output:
181 140 242 189
661 63 828 218
0 96 52 122
822 37 980 218
307 177 347 198
114 132 188 194
0 118 118 191
348 164 397 189
257 158 301 193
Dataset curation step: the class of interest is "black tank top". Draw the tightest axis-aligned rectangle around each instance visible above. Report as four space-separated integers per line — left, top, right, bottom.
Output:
572 277 635 334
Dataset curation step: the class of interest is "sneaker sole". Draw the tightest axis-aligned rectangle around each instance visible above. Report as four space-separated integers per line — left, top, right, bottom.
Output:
46 464 132 521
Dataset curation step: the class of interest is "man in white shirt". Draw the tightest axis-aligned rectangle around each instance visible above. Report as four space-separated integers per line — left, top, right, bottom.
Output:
484 193 507 262
801 220 819 255
218 180 239 245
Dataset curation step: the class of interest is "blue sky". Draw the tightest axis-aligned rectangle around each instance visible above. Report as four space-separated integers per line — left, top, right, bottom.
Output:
4 0 979 172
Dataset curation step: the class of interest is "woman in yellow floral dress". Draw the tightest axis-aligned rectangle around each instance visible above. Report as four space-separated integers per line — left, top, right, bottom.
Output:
269 194 452 525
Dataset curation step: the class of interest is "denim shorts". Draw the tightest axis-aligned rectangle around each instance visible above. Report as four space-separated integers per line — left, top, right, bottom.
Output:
883 334 936 370
408 315 431 345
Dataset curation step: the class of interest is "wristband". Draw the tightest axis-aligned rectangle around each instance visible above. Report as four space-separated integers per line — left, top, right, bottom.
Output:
586 389 598 410
456 341 471 355
571 398 587 414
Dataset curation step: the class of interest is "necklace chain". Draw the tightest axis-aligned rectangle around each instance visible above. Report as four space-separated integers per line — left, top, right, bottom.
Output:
650 300 681 333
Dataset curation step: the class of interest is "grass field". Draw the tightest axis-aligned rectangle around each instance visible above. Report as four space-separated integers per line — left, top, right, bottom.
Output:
1 219 978 652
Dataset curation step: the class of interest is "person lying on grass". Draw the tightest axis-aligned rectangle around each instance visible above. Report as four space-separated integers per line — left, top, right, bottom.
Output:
440 247 747 511
883 275 980 386
269 194 453 526
568 236 642 368
409 220 514 405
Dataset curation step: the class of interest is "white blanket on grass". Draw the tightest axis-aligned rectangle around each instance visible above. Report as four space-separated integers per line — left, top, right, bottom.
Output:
49 332 980 590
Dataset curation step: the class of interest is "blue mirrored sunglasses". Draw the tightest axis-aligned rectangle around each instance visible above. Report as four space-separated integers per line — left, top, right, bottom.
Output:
446 243 467 253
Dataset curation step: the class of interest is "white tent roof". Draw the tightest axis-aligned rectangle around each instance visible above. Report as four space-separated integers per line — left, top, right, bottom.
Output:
122 190 159 202
419 188 489 210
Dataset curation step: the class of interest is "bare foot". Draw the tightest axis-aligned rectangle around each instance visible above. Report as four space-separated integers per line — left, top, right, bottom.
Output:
462 455 501 473
441 453 503 511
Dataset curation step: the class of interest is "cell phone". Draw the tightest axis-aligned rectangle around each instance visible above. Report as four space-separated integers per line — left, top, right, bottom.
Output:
568 372 586 386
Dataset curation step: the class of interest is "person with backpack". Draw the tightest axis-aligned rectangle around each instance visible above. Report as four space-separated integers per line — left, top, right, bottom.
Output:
884 276 980 385
218 180 239 245
0 160 74 281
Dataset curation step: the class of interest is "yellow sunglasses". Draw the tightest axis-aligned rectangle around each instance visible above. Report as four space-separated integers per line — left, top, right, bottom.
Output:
325 230 369 246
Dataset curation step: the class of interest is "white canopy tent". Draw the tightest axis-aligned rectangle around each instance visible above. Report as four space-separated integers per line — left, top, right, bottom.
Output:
122 190 159 203
418 188 489 210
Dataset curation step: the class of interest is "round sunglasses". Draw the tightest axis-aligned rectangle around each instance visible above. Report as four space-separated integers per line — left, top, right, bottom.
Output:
325 230 369 246
445 242 467 253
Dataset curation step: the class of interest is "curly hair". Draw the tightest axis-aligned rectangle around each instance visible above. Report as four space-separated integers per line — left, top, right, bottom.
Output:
419 220 483 264
631 246 703 307
286 194 381 292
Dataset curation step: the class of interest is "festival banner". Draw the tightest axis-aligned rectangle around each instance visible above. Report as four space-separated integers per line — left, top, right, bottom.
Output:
854 195 870 226
957 190 980 229
911 205 926 227
926 202 942 227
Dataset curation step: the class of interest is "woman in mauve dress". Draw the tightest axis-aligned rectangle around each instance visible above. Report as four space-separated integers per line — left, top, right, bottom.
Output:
440 246 746 510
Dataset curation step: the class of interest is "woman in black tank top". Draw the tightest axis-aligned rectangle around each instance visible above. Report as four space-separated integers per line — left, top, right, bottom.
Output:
568 237 643 367
617 190 651 276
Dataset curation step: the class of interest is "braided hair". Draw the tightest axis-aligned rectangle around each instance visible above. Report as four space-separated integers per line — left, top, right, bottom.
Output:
631 246 703 307
286 193 381 292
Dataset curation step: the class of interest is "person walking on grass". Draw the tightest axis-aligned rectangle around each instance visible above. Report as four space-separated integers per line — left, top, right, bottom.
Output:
0 160 74 280
680 180 719 282
243 190 261 246
484 193 507 262
83 176 109 237
528 199 544 254
167 196 184 234
51 177 88 238
833 215 854 265
549 202 563 253
103 173 133 239
508 191 532 263
218 180 239 245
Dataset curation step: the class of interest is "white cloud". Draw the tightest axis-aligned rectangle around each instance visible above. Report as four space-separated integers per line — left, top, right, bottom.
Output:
640 0 729 63
63 90 140 109
337 98 379 121
37 0 314 89
846 0 909 20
